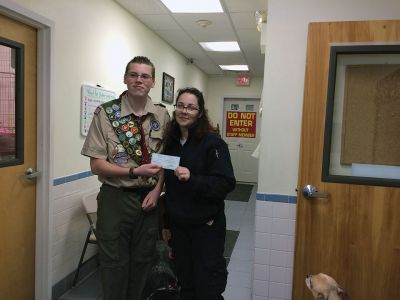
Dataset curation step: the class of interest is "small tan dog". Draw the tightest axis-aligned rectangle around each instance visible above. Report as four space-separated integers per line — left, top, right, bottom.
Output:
305 273 349 300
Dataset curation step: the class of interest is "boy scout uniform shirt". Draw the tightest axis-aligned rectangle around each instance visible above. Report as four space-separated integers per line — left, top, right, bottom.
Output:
81 93 170 188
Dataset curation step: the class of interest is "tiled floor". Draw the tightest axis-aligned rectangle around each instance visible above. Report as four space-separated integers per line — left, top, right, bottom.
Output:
59 184 256 300
223 184 255 300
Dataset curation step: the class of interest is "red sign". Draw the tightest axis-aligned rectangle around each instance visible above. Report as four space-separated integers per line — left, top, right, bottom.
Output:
236 73 251 86
226 111 256 138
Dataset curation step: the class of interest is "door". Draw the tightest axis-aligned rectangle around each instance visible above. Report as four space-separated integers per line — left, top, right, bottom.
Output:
223 98 260 183
293 21 400 300
0 14 37 299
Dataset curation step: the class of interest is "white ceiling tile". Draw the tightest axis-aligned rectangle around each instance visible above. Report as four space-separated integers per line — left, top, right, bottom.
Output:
223 0 268 13
115 0 168 14
115 0 266 76
230 12 258 29
136 14 180 31
172 13 232 31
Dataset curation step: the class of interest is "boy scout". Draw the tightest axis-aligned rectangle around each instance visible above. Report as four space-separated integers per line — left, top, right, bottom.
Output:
81 56 170 300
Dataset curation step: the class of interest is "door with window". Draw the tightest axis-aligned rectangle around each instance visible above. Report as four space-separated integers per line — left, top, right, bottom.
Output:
293 20 400 300
0 14 37 299
222 98 260 183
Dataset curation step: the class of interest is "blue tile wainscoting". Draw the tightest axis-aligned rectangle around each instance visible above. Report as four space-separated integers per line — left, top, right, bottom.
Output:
53 171 94 186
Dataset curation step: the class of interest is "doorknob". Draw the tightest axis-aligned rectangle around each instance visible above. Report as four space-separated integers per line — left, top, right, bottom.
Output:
302 184 329 199
25 167 40 180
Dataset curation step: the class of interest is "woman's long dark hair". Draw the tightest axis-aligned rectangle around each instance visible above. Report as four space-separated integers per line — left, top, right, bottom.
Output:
163 87 218 151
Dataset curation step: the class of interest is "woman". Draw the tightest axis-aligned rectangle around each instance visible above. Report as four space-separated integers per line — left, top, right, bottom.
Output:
163 87 236 300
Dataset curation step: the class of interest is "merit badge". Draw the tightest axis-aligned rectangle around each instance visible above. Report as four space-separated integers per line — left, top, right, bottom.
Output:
122 124 129 131
119 117 126 125
115 111 121 118
126 131 133 138
128 121 135 128
127 148 133 155
112 104 120 111
129 137 136 145
135 134 141 141
114 157 128 164
115 151 128 159
123 141 130 148
112 121 119 128
135 149 142 156
131 127 139 135
118 133 127 141
116 144 125 152
151 119 160 131
106 107 113 114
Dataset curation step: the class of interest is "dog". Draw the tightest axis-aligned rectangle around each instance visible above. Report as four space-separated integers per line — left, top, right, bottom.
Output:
305 273 349 300
142 241 180 300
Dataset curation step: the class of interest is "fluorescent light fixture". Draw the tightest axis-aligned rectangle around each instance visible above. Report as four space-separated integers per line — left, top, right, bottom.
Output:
160 0 223 13
220 65 249 71
200 41 240 52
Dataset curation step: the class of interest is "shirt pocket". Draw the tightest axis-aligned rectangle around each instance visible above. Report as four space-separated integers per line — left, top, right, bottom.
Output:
149 129 164 153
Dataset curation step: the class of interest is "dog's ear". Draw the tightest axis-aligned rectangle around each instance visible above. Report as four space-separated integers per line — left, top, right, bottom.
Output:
338 287 349 300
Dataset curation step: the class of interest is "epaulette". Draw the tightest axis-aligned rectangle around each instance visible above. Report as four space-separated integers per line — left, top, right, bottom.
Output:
154 102 166 108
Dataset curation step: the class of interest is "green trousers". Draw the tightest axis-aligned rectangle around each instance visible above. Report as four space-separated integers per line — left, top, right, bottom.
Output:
96 184 159 300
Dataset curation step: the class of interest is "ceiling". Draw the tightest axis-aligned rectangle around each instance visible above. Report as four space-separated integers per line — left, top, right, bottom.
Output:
114 0 267 77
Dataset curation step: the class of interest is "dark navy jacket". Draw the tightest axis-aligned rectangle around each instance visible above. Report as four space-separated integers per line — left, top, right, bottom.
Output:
164 129 236 224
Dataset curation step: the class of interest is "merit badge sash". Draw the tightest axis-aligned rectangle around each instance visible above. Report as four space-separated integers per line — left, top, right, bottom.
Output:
102 98 151 165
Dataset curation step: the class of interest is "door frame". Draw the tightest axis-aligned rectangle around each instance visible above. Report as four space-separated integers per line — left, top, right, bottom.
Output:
0 1 54 299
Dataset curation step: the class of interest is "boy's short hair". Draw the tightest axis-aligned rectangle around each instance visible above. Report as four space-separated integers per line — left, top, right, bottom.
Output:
125 56 155 78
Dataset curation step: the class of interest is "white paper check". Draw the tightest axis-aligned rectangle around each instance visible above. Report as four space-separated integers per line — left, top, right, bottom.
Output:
151 153 180 170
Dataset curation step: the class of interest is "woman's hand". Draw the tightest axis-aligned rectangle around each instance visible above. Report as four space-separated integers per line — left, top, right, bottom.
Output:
174 166 190 181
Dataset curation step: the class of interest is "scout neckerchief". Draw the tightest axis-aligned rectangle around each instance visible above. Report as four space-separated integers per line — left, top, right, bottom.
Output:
132 114 151 164
102 98 150 165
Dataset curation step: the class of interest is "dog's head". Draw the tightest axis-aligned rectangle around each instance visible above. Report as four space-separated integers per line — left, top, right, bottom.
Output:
305 273 349 300
142 241 180 300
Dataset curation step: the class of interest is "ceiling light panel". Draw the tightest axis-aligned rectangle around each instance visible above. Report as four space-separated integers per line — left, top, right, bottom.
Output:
160 0 224 13
219 65 249 71
200 41 240 52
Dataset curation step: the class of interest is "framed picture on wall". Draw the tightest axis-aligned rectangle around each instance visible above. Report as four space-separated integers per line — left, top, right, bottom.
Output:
162 72 175 104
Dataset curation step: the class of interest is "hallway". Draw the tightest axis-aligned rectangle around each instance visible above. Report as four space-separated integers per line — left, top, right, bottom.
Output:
59 184 256 300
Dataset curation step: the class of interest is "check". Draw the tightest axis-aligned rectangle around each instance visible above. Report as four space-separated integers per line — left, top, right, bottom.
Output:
151 153 180 170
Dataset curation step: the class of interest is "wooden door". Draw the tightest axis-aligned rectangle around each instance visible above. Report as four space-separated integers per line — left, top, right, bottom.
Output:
223 98 260 183
0 14 37 299
293 21 400 300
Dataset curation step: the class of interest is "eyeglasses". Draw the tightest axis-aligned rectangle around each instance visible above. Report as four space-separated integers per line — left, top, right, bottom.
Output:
126 72 153 81
174 103 200 113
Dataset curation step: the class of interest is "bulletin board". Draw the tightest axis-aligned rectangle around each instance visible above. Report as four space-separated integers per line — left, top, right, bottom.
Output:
341 64 400 166
81 84 116 136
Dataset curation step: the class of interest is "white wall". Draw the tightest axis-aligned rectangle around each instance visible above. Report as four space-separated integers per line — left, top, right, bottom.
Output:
12 0 208 178
254 1 400 300
258 0 400 196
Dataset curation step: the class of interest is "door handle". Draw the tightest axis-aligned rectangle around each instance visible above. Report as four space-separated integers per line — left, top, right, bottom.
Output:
25 167 40 180
303 184 329 199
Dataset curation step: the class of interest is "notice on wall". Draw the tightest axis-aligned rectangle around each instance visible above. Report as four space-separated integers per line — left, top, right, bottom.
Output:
81 84 116 136
225 111 256 138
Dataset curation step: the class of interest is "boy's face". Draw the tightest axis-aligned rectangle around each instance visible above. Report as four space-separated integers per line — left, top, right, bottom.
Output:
124 62 155 99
